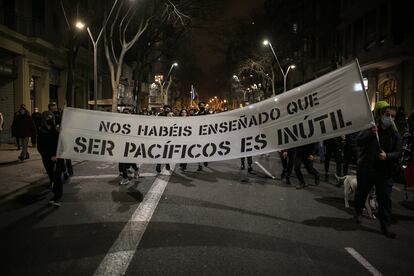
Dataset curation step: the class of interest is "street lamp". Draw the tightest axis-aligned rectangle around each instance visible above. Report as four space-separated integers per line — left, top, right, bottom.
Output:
162 62 178 87
263 39 296 92
76 0 119 110
160 62 178 105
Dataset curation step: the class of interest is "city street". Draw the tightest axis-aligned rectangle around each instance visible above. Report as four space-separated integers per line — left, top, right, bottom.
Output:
1 154 413 276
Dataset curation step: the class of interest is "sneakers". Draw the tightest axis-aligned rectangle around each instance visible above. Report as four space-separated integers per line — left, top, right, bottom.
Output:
48 200 61 207
120 178 130 185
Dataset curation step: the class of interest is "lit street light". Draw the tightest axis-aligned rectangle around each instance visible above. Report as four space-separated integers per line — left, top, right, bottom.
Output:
160 62 178 105
76 0 119 110
263 39 295 92
162 62 178 87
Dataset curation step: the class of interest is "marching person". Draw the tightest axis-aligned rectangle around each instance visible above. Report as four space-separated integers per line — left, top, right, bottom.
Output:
31 107 42 147
323 136 344 181
179 108 188 171
155 105 172 173
11 104 36 161
240 101 253 172
354 101 401 238
293 143 320 189
280 148 296 185
196 101 209 171
49 103 73 178
37 111 64 207
119 108 139 184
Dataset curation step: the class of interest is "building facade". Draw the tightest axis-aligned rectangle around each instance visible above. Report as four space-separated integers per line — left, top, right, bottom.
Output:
264 0 414 114
0 0 93 142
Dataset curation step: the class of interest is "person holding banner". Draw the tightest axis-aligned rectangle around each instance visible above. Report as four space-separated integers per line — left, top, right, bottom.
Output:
37 111 64 207
119 109 140 185
354 101 401 239
196 101 209 171
240 101 253 172
294 143 320 189
179 109 189 171
155 105 172 173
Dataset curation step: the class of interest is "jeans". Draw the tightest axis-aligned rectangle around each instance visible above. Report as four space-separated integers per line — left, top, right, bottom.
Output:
18 137 29 159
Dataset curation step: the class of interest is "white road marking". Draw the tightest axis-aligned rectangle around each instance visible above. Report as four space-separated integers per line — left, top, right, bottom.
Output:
345 247 382 276
93 166 175 276
71 173 157 180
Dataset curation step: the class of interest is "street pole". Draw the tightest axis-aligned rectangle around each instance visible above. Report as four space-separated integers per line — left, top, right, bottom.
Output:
76 0 119 110
87 28 98 110
263 40 295 93
161 63 177 105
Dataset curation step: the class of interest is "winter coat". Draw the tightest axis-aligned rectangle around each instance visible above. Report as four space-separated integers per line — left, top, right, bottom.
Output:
37 126 59 158
356 126 402 177
11 113 36 138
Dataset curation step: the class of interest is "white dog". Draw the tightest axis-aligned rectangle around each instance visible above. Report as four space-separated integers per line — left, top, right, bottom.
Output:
335 174 377 219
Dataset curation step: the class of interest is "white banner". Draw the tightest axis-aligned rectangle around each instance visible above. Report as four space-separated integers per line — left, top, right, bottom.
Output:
57 60 373 164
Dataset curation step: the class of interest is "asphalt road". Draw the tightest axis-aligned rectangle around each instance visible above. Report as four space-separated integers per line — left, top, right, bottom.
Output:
1 154 413 276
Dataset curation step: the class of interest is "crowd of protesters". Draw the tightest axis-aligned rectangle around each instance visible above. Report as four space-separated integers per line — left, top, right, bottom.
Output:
6 103 72 207
2 99 413 238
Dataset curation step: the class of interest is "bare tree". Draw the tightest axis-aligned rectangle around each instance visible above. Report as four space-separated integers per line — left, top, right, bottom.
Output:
103 0 191 112
237 53 276 97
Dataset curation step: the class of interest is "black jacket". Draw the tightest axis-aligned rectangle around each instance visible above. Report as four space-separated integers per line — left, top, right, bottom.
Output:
37 126 59 158
356 126 402 177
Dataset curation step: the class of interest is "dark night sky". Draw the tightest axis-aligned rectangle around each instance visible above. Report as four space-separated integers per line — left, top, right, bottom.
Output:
177 0 266 100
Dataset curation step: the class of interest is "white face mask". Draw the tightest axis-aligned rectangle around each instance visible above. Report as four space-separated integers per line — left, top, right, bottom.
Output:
381 115 393 128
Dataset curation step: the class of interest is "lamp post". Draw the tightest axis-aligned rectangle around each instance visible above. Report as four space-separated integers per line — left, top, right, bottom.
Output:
161 62 178 105
263 40 295 92
75 0 119 110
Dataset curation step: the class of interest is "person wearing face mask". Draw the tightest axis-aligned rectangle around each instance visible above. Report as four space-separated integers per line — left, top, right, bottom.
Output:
196 101 209 171
179 109 188 171
155 105 172 173
11 104 36 161
354 101 401 238
37 111 65 207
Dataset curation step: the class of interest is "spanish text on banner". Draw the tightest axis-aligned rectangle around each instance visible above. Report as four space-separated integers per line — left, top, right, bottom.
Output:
57 60 373 164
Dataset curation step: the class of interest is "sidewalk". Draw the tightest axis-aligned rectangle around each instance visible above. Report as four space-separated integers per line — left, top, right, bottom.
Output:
0 143 82 200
